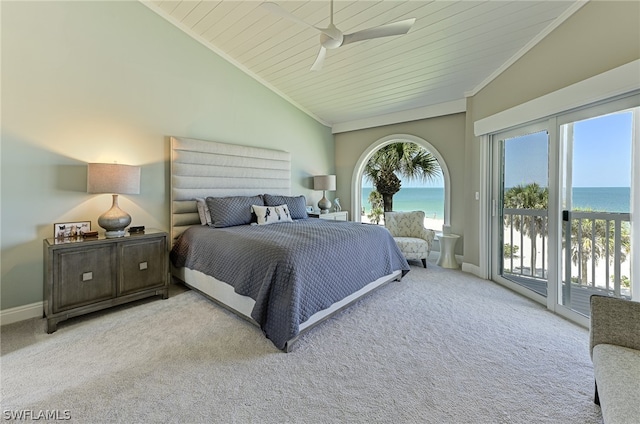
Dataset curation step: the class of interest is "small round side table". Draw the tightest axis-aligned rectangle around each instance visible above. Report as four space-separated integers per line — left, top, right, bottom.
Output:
436 233 460 269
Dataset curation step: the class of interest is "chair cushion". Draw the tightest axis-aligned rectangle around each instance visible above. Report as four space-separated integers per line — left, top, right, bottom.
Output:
385 211 426 238
393 237 429 261
592 343 640 424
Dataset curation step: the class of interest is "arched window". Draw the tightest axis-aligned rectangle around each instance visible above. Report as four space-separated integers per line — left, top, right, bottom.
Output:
350 134 451 229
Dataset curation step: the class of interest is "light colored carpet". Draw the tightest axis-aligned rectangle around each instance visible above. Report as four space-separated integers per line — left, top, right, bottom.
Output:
1 263 602 423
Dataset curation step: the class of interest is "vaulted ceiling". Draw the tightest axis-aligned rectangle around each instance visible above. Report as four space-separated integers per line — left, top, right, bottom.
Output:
143 1 583 132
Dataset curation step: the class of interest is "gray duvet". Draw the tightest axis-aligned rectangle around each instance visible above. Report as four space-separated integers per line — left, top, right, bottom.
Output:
170 219 410 349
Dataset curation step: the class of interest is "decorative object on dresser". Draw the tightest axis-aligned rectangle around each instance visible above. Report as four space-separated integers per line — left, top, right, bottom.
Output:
384 211 435 268
333 198 341 212
313 174 336 214
87 163 141 238
54 221 91 240
43 229 168 333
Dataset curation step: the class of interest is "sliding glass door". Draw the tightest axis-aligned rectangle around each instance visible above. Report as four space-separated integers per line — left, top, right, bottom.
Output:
492 124 550 301
490 95 638 324
558 107 634 318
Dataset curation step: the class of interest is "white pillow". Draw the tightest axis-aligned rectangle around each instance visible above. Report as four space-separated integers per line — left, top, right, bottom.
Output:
195 198 212 226
251 204 293 225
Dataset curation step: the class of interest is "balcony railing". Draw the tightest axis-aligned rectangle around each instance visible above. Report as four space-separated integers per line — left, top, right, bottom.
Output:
502 208 631 301
563 210 631 299
503 208 548 279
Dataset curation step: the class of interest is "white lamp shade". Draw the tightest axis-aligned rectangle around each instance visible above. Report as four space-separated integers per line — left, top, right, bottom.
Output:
313 175 336 191
87 163 141 194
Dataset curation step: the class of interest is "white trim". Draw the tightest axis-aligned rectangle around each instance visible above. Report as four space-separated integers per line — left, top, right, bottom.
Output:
474 60 640 136
465 1 588 98
477 135 490 280
632 106 640 301
546 117 560 312
139 1 330 128
461 262 484 279
350 134 451 226
0 302 43 326
332 99 467 134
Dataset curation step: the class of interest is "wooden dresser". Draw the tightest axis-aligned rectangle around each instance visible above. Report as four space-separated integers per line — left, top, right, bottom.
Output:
43 229 168 333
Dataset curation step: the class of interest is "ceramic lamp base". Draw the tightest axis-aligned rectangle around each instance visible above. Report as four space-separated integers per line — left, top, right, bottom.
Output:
98 194 131 238
318 193 332 214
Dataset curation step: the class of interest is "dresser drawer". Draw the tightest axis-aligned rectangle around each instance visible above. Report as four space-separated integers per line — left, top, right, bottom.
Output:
118 237 166 295
53 245 116 313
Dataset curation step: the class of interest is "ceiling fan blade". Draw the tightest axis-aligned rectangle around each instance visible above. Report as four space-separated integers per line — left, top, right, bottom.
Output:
262 2 341 41
342 18 416 46
310 47 327 71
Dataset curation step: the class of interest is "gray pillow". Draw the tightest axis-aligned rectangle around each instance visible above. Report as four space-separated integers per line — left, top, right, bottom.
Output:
206 195 264 228
263 194 308 220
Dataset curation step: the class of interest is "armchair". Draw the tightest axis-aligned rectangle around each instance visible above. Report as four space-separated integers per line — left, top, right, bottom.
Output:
589 295 640 423
384 211 435 268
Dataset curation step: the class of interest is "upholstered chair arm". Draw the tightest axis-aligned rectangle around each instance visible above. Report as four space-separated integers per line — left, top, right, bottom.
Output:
417 228 435 254
589 295 640 359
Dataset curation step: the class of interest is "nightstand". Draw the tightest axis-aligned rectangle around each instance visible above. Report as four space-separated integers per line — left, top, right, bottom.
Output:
43 229 169 333
309 211 349 221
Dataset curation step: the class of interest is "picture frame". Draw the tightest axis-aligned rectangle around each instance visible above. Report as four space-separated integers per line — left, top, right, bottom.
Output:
54 221 91 239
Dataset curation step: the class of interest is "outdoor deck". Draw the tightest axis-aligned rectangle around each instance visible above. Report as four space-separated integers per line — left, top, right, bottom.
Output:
504 273 627 317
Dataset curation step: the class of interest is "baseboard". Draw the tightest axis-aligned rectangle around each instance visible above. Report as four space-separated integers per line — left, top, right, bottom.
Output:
0 302 43 326
461 262 486 279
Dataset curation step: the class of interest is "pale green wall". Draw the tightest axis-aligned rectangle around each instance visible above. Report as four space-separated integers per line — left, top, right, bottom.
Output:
1 1 333 310
463 0 640 268
334 113 466 254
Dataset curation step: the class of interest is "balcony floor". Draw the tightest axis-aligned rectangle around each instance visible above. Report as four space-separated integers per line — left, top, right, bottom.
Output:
502 273 623 317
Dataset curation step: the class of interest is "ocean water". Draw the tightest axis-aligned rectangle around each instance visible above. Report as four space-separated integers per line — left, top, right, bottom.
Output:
360 186 631 217
572 187 630 213
361 187 445 219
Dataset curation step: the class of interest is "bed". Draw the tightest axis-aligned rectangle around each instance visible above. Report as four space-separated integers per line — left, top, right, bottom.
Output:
169 136 410 351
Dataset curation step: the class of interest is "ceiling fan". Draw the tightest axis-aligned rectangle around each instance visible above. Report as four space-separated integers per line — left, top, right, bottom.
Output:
262 1 416 71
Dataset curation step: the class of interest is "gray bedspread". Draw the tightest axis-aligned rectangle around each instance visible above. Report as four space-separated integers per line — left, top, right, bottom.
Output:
170 219 410 349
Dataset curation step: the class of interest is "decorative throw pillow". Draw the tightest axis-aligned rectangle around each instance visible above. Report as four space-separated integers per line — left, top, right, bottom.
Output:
206 195 264 228
195 197 212 226
263 194 308 220
251 204 294 225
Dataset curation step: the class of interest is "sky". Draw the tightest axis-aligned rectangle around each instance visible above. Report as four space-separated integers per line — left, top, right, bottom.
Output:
504 110 633 188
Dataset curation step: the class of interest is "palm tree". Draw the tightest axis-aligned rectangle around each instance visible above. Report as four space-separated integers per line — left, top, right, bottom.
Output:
503 183 548 274
366 190 384 224
363 142 440 212
567 210 631 285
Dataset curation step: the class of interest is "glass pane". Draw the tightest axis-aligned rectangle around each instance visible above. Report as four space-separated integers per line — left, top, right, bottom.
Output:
561 111 633 317
501 131 549 297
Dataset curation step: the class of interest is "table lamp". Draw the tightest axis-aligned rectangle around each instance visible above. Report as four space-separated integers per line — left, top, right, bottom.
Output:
314 175 336 214
87 163 141 238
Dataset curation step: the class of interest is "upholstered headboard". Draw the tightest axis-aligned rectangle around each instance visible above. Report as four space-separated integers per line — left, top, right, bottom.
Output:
170 136 291 243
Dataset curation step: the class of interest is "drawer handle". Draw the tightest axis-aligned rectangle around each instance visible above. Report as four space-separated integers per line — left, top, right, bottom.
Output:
82 272 93 282
139 261 148 271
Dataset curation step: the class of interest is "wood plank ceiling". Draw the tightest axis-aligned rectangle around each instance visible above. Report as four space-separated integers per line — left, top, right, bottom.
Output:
143 1 582 131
